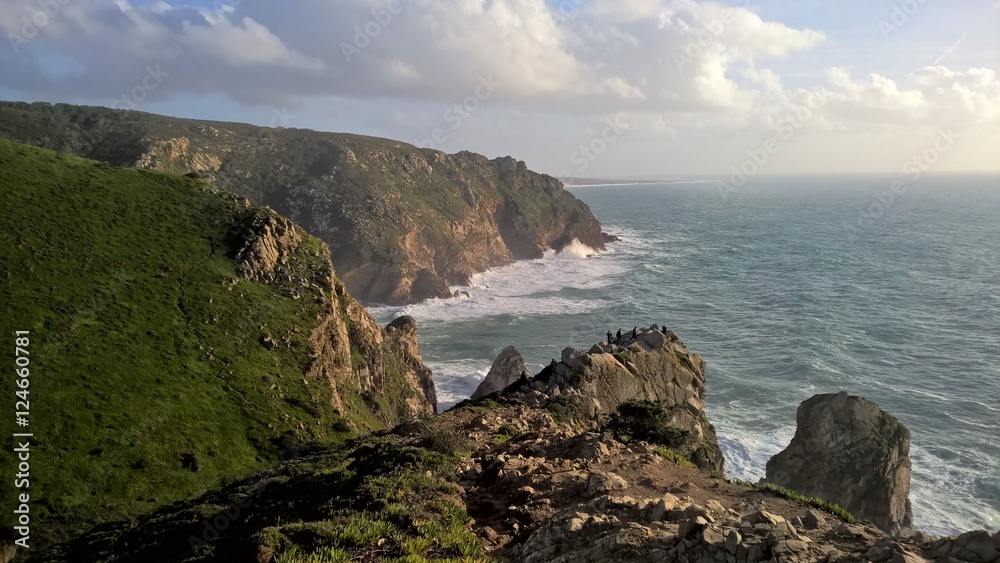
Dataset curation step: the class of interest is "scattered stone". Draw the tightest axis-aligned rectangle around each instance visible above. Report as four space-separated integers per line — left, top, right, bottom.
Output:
802 509 826 530
586 471 629 496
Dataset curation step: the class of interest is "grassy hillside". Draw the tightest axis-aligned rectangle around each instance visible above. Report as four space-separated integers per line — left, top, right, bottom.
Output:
0 101 607 304
0 139 427 549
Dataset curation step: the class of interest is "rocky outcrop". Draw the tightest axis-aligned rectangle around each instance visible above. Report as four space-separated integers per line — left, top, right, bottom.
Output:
385 315 438 414
478 324 723 472
230 206 437 424
46 397 995 563
0 102 607 304
301 263 437 426
231 208 301 281
764 392 913 533
471 345 529 400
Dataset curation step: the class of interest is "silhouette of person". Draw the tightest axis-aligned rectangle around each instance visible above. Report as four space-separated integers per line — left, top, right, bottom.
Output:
632 327 637 340
607 330 613 343
616 329 622 344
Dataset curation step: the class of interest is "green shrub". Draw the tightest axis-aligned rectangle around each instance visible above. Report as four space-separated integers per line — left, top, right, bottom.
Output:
653 448 696 468
545 395 580 424
725 478 855 523
602 399 691 448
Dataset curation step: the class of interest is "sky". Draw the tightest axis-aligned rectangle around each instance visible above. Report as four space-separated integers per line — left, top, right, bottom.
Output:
0 0 998 178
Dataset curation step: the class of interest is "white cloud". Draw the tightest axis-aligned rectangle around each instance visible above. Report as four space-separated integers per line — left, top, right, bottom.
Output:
1 0 997 173
180 16 325 71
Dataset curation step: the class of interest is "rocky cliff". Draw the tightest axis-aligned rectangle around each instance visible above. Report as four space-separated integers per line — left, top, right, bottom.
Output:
556 325 725 471
471 345 529 400
0 101 608 304
764 392 912 534
32 327 1000 562
0 139 435 552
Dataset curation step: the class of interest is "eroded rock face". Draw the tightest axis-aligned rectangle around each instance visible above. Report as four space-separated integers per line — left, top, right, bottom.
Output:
764 392 912 533
0 103 608 304
232 209 301 281
472 346 529 400
385 315 438 414
483 325 724 472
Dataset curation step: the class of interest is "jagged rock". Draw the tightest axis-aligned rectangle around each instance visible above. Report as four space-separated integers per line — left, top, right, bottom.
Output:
891 550 932 563
471 346 528 400
385 315 438 413
233 210 301 281
765 392 912 533
803 509 826 530
536 326 724 472
943 530 1000 562
586 471 629 496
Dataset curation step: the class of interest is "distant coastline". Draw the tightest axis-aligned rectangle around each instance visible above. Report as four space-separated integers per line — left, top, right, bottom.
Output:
560 177 713 187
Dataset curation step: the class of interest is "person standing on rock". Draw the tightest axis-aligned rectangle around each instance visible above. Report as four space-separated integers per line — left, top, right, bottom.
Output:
632 327 637 340
607 330 613 344
616 329 622 344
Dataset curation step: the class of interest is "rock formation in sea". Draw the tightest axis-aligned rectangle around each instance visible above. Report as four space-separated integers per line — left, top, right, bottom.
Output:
764 392 913 533
471 345 529 400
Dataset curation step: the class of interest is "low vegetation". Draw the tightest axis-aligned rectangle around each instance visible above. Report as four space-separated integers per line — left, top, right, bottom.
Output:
728 478 855 523
0 139 407 550
43 435 490 562
602 399 692 449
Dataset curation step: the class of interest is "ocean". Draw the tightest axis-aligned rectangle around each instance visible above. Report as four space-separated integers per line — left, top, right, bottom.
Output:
370 174 1000 536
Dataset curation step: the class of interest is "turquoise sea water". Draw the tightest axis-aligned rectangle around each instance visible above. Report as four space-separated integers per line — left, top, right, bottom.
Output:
371 174 1000 535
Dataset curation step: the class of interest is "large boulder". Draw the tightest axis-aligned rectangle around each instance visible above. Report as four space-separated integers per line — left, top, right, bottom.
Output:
471 346 529 400
764 392 912 533
540 326 724 472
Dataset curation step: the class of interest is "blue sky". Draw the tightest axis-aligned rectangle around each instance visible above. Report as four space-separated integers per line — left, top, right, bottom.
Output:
1 0 998 177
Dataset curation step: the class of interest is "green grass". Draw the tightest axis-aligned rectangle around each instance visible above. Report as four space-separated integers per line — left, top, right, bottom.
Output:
0 101 605 299
40 435 491 561
653 448 696 468
545 394 581 424
727 478 855 522
490 424 519 445
0 139 389 549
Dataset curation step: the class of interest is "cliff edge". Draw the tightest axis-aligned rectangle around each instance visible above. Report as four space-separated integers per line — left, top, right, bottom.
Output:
33 326 1000 562
0 139 436 552
0 101 608 304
